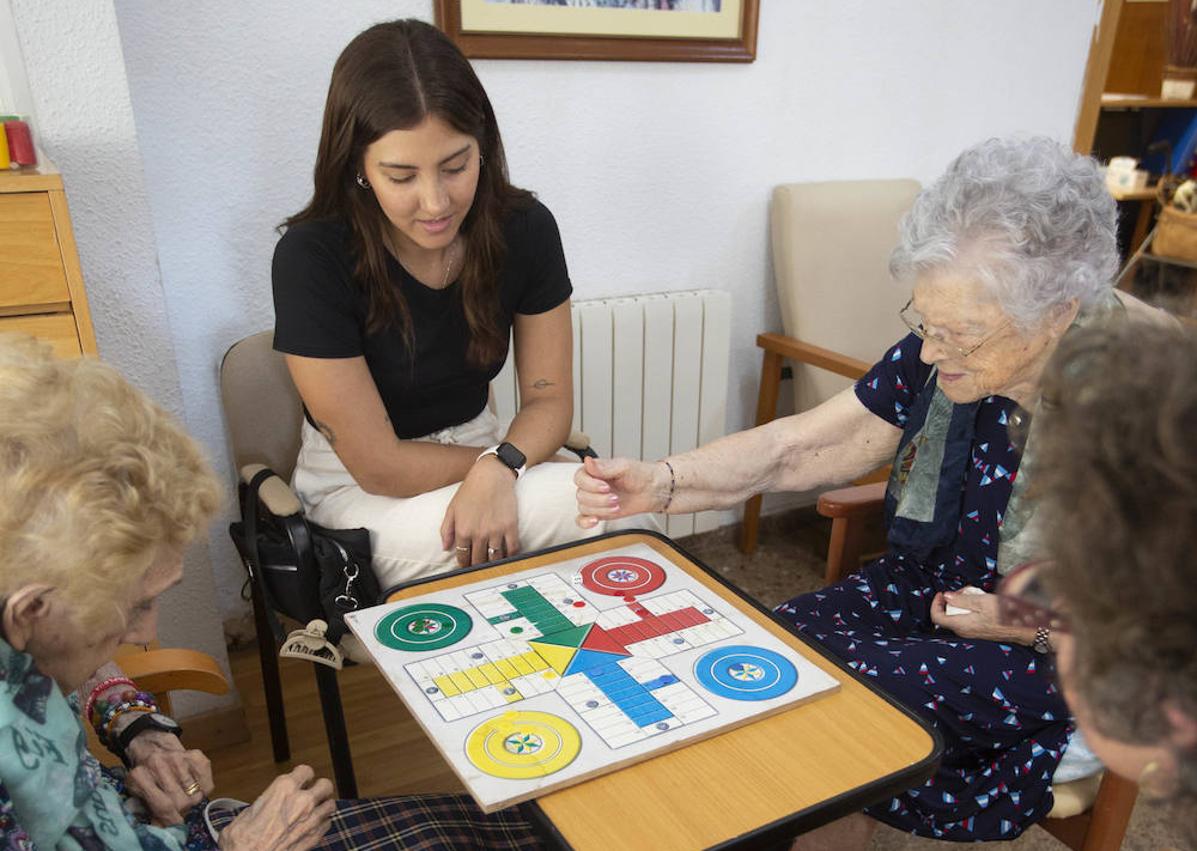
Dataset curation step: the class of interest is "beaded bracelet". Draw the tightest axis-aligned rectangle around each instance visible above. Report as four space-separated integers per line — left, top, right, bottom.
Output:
661 460 676 512
100 697 158 745
101 706 156 748
96 689 157 725
90 686 139 731
84 676 136 727
97 690 160 746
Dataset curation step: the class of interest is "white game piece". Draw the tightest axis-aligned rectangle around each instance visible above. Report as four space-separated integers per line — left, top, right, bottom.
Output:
945 585 986 616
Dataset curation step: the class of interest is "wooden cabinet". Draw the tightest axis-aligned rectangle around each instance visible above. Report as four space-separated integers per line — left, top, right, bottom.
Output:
0 162 97 359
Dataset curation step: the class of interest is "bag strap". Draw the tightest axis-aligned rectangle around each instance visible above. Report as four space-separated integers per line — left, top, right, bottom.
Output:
241 467 288 644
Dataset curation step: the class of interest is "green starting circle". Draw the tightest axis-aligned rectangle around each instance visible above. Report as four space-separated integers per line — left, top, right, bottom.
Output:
375 603 473 651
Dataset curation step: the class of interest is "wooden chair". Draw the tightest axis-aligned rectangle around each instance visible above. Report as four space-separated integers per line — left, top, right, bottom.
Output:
746 338 1139 850
87 644 230 767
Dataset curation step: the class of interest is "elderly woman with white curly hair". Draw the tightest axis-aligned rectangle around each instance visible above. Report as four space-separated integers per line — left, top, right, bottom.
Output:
574 136 1172 845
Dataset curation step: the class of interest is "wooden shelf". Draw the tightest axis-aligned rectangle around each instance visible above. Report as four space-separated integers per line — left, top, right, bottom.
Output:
1101 95 1197 109
1108 185 1157 201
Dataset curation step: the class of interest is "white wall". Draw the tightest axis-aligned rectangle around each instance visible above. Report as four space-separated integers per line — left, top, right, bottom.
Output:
111 0 1100 619
5 0 233 716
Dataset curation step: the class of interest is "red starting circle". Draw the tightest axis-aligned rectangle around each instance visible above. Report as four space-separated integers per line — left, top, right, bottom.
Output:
579 556 666 596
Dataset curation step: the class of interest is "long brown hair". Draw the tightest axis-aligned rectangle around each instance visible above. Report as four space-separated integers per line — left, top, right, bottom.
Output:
284 19 531 367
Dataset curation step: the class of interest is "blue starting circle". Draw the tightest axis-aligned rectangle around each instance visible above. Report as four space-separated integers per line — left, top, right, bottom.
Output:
694 645 797 701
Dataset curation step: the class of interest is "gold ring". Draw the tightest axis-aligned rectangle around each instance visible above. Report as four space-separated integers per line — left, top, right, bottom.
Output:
455 545 471 552
183 779 201 796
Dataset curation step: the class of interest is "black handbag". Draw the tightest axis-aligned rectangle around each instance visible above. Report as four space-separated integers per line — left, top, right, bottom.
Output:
230 468 380 646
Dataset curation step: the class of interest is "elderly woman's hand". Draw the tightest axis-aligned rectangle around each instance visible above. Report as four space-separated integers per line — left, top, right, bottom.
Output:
219 765 335 851
930 590 1038 645
574 456 668 528
124 731 214 825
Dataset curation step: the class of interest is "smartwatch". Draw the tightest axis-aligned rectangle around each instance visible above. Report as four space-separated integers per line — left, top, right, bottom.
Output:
478 442 527 479
114 711 183 766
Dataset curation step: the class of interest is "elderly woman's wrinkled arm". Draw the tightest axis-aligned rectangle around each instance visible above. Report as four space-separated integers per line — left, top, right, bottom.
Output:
79 661 214 825
575 387 901 523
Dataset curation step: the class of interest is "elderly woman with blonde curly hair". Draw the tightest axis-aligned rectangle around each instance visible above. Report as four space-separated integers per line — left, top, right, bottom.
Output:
576 136 1174 845
0 334 544 850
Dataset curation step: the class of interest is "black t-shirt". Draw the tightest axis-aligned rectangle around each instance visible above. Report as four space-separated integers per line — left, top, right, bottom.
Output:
272 199 572 439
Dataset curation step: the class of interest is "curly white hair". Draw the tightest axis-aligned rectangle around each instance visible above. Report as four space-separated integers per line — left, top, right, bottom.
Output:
890 136 1119 329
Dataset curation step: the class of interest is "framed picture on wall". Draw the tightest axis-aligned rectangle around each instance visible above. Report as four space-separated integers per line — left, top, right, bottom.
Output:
434 0 759 63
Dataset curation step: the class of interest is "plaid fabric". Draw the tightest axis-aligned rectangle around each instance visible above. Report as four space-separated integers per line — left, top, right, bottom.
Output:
207 794 544 850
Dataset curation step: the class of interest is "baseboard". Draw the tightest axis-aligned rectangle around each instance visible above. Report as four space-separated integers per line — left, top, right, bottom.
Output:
179 703 250 752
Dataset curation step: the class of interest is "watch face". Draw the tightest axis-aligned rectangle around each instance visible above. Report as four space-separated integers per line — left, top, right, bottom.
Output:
148 712 181 732
496 442 526 470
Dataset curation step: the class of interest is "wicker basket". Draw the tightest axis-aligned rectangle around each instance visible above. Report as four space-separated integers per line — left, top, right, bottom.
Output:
1153 203 1197 262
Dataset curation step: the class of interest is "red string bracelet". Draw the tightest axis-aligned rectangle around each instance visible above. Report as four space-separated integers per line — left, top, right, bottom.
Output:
84 676 136 725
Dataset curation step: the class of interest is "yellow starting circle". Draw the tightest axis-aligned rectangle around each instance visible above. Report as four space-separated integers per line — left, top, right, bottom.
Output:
465 711 581 779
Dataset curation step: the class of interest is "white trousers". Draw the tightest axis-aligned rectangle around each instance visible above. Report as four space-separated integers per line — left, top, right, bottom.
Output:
292 408 660 591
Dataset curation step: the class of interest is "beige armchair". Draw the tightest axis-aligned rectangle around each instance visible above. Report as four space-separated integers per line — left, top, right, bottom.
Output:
740 179 919 553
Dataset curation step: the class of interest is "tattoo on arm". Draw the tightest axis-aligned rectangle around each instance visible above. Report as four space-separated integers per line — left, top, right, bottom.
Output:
531 379 556 391
314 418 337 446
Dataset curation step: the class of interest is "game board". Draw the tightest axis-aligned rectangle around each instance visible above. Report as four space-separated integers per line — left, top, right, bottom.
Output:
345 540 839 812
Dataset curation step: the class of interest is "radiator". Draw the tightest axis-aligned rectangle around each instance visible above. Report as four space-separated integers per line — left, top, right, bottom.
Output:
492 290 733 538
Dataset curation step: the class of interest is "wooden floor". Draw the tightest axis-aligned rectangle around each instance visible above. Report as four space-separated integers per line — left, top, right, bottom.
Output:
207 648 466 802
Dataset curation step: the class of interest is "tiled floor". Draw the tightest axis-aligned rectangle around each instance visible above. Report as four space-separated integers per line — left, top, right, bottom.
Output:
681 510 1187 851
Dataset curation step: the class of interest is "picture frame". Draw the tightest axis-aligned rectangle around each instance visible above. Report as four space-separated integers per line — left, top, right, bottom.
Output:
434 0 759 63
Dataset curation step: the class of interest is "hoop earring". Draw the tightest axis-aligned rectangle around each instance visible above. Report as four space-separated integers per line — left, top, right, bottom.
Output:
478 154 485 169
1138 759 1175 799
355 173 370 189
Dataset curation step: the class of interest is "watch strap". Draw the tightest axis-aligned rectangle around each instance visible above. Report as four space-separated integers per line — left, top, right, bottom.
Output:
114 712 182 766
1032 626 1051 654
477 444 525 479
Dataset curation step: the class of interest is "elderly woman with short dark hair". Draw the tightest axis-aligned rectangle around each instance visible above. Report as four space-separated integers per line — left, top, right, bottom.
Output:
1028 321 1196 844
575 136 1168 845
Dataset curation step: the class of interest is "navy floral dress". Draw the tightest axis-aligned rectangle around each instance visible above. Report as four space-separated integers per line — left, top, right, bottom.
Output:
775 333 1073 841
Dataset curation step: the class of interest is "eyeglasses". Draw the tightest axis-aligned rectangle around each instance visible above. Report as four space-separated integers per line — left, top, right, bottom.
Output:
899 297 1010 361
996 561 1070 634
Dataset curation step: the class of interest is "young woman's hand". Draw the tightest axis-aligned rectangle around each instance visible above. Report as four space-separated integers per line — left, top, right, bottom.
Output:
219 766 335 851
441 457 519 566
574 456 668 528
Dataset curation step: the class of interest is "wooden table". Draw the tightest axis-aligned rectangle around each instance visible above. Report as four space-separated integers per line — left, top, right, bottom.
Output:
385 531 941 850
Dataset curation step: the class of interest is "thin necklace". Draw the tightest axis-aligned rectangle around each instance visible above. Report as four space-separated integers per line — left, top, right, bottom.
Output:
394 236 461 290
439 237 461 288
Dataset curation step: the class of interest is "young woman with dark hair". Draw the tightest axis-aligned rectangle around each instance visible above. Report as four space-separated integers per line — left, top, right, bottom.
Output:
274 19 651 591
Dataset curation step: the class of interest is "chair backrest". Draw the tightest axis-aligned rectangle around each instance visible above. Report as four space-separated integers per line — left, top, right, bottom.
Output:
771 179 921 413
220 331 303 482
